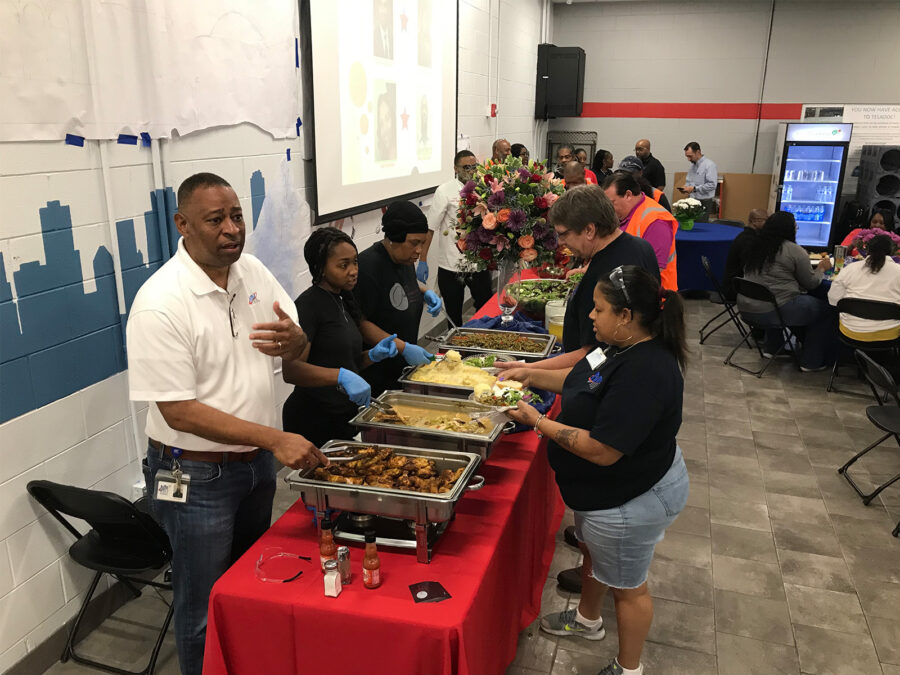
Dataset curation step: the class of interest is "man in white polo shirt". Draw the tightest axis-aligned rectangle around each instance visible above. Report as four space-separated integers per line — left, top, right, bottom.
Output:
419 150 492 326
126 172 327 675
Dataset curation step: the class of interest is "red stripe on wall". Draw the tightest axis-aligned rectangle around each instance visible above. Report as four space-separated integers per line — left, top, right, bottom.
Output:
580 102 803 120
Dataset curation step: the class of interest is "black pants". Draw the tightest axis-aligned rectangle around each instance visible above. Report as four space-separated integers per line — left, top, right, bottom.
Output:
437 267 493 326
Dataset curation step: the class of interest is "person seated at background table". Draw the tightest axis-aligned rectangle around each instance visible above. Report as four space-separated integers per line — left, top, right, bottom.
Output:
354 201 442 396
592 149 614 180
510 142 530 164
840 208 896 255
615 157 671 212
827 233 900 342
602 172 679 291
503 265 689 675
282 227 401 446
722 208 768 299
495 185 659 375
737 211 836 371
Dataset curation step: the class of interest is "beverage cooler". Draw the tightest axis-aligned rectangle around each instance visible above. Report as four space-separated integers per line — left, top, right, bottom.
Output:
768 122 853 249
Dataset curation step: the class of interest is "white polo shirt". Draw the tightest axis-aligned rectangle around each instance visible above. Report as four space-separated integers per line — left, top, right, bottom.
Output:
426 177 465 271
126 238 297 453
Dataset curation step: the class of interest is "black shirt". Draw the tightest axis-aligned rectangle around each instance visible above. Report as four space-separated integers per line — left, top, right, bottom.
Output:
549 339 683 511
354 241 424 395
282 286 363 432
562 232 660 353
722 227 757 300
642 154 667 189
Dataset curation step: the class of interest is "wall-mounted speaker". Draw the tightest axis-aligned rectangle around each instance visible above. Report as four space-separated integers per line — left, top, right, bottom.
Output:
535 44 585 120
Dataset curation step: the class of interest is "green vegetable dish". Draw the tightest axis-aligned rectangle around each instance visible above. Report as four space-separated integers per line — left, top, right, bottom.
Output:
462 355 497 368
506 279 577 316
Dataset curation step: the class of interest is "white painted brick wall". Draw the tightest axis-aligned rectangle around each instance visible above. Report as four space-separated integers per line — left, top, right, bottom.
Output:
0 0 547 668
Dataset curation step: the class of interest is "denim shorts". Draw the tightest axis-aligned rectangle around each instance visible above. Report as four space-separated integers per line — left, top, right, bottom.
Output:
575 447 689 589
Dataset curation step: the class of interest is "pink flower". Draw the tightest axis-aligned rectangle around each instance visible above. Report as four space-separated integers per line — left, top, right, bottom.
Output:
490 180 505 194
482 212 497 230
545 193 559 206
473 201 488 217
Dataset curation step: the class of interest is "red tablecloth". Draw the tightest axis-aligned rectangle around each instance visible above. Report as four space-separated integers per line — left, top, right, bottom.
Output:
471 267 543 320
203 417 564 675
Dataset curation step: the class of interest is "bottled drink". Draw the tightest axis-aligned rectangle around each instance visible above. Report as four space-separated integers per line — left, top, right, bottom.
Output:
362 530 382 589
784 185 793 201
815 186 824 202
319 518 337 573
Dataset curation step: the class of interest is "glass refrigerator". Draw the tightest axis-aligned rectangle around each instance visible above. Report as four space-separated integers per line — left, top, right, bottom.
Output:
768 122 853 249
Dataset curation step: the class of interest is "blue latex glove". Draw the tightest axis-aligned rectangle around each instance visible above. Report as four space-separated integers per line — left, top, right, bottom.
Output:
416 260 429 283
337 368 371 407
368 333 398 363
423 290 442 317
401 342 434 366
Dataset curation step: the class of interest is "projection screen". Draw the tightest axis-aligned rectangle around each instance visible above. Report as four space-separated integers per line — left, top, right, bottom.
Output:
305 0 458 223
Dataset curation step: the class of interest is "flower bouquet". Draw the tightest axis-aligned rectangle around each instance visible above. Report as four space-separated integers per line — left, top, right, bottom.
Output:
455 156 566 273
672 197 705 230
850 228 900 258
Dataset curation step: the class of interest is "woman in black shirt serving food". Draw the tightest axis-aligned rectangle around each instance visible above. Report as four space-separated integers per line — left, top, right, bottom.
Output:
282 227 398 447
504 265 689 675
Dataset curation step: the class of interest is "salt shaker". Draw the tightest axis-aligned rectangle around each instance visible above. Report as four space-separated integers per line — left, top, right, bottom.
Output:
323 559 342 597
337 545 352 584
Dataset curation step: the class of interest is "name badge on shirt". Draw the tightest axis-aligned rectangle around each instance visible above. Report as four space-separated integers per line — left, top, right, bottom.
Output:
586 347 607 370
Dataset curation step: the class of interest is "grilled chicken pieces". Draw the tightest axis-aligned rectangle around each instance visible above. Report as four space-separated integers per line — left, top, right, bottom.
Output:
312 447 465 493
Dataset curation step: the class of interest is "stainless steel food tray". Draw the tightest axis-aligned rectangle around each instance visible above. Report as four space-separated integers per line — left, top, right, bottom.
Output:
349 391 510 461
397 352 514 399
285 440 482 562
434 327 557 361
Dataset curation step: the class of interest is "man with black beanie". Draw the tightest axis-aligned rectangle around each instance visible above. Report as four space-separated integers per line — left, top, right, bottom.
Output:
354 201 442 395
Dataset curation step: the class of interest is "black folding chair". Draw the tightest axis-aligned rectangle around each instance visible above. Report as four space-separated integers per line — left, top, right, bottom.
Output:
827 298 900 392
837 352 900 533
725 277 801 377
699 255 752 346
26 480 174 675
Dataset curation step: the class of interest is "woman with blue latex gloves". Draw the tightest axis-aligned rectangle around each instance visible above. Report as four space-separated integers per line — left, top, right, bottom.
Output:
282 228 399 447
354 201 439 396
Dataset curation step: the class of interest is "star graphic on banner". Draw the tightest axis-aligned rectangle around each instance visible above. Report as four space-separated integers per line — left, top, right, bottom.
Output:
400 108 409 130
400 11 409 30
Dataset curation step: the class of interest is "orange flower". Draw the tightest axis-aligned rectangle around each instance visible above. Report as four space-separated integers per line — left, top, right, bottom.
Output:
519 248 538 262
482 212 497 230
497 208 510 223
517 234 535 249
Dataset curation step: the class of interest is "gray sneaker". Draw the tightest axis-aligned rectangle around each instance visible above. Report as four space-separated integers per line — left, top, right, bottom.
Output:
597 661 624 675
539 607 605 640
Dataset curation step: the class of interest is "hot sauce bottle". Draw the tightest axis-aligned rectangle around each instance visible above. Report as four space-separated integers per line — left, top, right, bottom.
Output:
362 530 382 589
319 518 337 573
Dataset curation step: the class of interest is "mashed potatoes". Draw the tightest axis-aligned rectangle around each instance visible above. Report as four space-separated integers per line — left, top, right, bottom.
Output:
408 350 498 390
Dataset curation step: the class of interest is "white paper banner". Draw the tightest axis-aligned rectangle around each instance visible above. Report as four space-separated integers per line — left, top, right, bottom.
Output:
0 0 300 141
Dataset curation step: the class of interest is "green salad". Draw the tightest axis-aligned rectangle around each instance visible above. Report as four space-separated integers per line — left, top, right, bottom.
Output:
478 386 544 407
462 355 497 368
506 278 579 316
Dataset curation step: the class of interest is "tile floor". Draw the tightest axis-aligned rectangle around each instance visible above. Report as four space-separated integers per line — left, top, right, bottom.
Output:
42 298 900 675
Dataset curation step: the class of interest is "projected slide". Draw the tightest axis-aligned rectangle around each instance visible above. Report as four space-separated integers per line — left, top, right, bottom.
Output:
308 0 457 221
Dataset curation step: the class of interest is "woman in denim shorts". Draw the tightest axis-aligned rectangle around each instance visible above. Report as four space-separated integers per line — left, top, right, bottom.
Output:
506 265 689 675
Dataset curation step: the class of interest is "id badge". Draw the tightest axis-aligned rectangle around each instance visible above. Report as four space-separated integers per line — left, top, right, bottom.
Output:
586 347 607 370
155 469 190 503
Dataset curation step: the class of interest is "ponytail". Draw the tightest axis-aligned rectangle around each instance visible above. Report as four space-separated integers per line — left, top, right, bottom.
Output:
655 289 688 372
865 234 893 274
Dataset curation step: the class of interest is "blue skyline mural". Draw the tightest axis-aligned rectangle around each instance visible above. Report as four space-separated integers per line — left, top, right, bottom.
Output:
0 176 264 424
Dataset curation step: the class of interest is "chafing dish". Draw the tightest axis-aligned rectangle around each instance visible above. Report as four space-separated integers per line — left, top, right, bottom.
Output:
285 441 482 562
397 352 514 399
349 391 510 461
434 327 558 362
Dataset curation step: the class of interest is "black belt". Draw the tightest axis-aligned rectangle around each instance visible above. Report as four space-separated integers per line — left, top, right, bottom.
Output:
148 438 262 463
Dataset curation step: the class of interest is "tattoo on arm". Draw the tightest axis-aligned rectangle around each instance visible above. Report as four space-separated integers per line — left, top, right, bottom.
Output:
554 428 579 452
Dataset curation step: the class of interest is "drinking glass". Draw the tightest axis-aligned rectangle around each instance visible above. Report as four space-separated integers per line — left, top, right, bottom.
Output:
496 258 521 325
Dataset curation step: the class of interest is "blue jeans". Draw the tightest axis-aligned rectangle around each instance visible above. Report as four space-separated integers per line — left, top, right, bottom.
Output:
143 448 276 675
742 294 838 369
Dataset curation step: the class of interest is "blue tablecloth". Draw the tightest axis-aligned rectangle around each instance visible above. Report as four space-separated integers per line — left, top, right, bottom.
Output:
675 222 742 291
